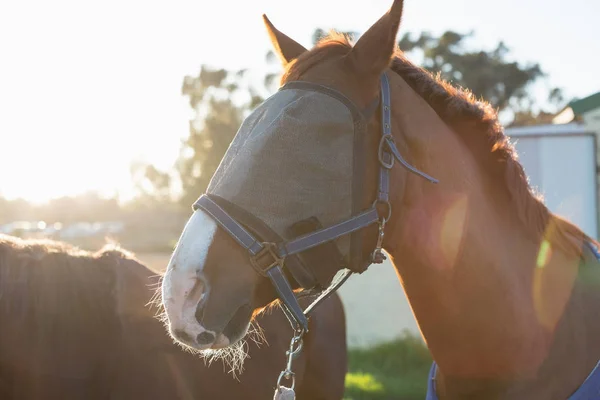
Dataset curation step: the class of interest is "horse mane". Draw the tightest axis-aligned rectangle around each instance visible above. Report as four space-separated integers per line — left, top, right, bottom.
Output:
281 31 354 82
284 33 590 257
0 234 131 366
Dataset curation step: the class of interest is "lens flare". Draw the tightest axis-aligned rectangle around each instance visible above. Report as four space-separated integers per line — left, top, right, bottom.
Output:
439 194 469 270
536 240 552 269
532 223 579 331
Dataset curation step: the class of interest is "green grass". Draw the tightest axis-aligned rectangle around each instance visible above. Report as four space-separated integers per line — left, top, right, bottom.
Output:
344 331 433 400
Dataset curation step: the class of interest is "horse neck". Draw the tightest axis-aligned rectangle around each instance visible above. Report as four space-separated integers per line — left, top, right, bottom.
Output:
381 72 594 394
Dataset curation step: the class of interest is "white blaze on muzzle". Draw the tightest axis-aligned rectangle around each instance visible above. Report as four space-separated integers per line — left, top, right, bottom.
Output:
162 210 217 334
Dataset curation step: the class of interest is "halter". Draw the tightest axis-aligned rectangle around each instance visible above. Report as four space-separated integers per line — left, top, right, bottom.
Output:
193 73 438 332
193 73 438 395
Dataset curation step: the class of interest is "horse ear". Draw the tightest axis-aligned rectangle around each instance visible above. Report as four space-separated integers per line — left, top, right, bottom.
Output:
262 14 308 66
348 0 404 76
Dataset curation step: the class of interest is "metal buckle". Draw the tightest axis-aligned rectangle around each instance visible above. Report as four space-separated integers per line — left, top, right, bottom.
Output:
250 242 284 276
378 135 395 169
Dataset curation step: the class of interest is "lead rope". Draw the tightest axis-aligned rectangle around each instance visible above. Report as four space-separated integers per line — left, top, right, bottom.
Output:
273 329 305 399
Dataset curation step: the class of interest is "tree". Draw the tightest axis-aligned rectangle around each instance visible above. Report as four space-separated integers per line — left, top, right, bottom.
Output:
130 161 175 206
508 87 566 127
174 65 274 206
134 28 564 205
311 28 358 46
397 30 565 123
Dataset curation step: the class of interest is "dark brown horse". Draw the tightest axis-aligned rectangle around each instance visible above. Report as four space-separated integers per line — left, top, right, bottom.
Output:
160 0 600 399
0 234 347 399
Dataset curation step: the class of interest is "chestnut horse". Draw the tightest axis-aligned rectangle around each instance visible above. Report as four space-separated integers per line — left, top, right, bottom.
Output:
161 0 600 398
0 234 346 399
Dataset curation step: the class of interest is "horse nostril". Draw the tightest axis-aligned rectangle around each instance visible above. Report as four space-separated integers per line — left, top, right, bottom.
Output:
173 329 193 343
196 331 215 345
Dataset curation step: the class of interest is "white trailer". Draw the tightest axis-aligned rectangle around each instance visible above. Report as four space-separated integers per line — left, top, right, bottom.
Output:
506 122 598 240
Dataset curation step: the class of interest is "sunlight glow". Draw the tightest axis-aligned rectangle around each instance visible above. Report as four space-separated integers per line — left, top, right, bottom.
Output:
165 354 195 400
532 222 579 331
533 227 558 329
345 372 385 395
536 240 552 269
1 0 597 202
439 194 469 269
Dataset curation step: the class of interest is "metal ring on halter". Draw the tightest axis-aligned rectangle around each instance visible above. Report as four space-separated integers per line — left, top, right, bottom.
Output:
277 370 296 391
372 199 392 224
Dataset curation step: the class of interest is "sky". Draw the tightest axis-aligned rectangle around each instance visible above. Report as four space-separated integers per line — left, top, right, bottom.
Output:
0 0 598 203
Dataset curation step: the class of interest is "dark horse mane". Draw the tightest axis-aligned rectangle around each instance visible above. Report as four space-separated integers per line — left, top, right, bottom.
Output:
283 32 591 257
0 234 259 377
0 234 142 365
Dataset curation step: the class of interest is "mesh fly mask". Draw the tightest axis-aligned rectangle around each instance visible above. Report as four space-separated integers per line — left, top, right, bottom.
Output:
193 73 438 332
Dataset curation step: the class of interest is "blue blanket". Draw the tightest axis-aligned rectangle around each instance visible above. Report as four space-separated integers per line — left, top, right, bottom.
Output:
425 361 600 399
426 241 600 399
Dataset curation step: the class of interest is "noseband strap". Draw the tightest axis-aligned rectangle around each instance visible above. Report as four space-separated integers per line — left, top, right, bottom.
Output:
196 195 380 265
194 195 265 256
194 194 378 331
193 72 438 332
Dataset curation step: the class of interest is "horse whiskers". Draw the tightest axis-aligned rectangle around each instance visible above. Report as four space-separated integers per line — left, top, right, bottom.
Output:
197 341 249 379
148 275 166 315
194 317 273 378
248 321 267 347
174 321 268 378
150 273 266 377
148 278 178 333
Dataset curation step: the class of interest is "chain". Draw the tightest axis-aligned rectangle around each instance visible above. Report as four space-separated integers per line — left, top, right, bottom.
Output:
371 198 391 264
276 329 305 391
372 219 387 264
